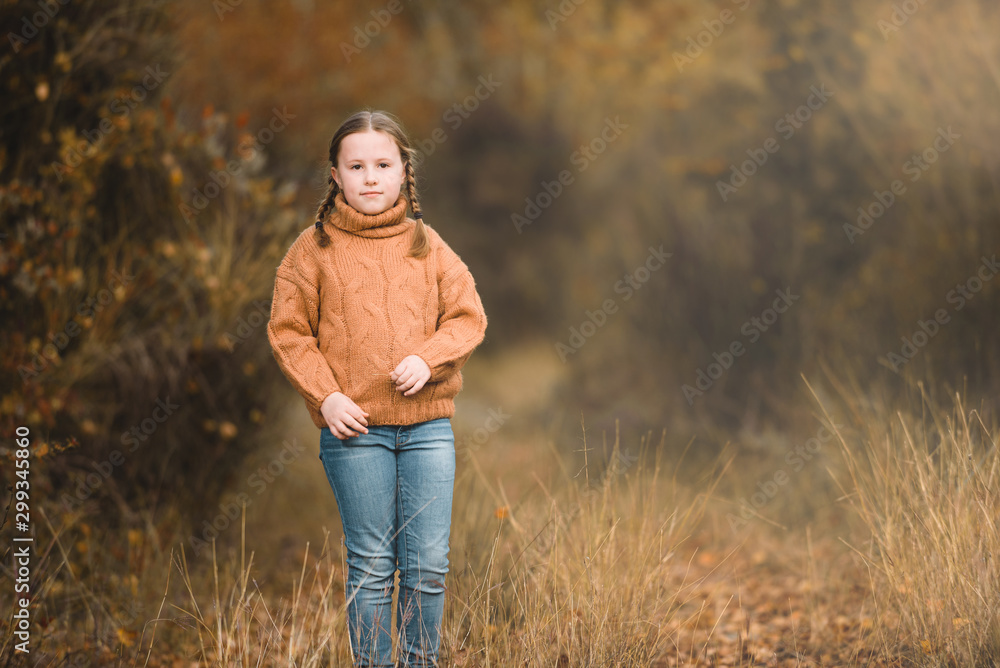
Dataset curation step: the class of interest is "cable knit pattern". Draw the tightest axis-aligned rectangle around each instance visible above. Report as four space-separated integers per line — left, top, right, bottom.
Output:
267 191 488 428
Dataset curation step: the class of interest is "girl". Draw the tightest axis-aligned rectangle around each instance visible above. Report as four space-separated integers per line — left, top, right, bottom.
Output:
267 109 488 667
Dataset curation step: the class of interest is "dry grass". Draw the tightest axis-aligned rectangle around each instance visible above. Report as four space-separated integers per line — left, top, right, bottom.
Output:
129 420 730 666
809 370 1000 667
8 371 1000 665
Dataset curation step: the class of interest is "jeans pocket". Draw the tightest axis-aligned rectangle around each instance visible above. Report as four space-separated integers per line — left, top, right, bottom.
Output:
319 426 344 458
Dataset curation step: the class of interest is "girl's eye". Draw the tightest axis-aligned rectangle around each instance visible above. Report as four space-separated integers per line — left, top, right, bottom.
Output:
379 162 389 168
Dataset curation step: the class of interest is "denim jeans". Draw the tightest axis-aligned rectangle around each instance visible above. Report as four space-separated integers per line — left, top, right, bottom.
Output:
318 417 455 668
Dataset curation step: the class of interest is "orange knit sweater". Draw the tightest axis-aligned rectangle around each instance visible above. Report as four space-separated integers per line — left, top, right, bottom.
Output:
267 191 488 429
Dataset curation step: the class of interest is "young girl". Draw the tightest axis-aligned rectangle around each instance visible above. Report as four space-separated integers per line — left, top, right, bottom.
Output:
267 109 488 667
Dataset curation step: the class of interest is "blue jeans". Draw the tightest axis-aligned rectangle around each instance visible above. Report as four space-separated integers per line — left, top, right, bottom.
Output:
318 417 455 667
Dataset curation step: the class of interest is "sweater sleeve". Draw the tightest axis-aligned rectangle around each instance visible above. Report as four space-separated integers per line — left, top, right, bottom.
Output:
266 241 342 414
412 234 488 383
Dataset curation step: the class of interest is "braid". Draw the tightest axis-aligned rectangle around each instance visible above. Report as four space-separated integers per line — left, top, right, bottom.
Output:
404 159 431 258
313 175 337 249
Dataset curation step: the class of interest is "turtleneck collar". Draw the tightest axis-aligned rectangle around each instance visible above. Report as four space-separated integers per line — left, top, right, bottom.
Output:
329 191 411 238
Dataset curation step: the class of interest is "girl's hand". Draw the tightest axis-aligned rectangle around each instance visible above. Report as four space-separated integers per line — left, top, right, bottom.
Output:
321 391 370 440
390 355 431 396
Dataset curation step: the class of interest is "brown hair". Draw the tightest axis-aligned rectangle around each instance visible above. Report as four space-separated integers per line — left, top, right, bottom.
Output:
313 109 430 258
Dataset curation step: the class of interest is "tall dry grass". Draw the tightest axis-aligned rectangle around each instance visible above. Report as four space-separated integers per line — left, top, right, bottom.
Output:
809 371 1000 666
133 422 733 666
12 369 1000 666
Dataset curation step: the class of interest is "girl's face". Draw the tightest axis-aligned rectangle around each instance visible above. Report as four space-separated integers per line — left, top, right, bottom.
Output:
331 129 405 216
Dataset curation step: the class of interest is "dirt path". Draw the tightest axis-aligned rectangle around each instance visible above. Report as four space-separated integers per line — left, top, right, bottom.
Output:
651 533 906 667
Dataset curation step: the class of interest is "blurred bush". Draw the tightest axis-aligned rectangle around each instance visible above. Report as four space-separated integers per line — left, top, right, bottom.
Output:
0 0 301 531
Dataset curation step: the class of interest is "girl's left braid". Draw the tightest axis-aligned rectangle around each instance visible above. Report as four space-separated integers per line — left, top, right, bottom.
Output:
404 158 430 258
404 159 421 220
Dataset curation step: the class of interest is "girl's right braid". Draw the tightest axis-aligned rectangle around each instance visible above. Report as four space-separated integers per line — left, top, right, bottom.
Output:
313 175 337 248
